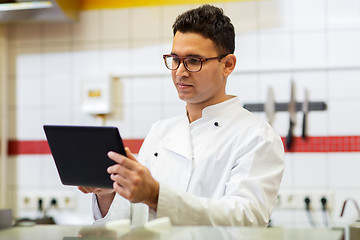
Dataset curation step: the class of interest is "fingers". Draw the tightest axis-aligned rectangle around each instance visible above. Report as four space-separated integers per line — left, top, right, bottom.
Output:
78 186 100 194
78 186 88 194
107 151 138 171
108 164 132 178
124 147 137 161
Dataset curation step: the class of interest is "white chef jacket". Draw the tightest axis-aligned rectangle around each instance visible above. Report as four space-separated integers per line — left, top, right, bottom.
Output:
92 96 284 226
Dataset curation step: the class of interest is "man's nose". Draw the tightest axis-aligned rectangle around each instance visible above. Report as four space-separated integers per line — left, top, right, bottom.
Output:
176 62 189 77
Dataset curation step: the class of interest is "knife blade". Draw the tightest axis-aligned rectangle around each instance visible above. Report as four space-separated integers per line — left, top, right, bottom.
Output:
286 81 296 150
302 89 309 139
264 86 276 125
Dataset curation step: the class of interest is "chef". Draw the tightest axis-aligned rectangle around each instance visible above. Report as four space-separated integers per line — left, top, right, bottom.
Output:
78 4 285 226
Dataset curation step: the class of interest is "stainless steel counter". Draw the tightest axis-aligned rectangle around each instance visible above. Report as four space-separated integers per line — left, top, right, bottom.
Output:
0 225 343 240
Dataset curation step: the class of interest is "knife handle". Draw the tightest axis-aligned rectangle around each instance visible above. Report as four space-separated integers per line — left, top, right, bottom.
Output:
286 120 294 150
302 112 307 139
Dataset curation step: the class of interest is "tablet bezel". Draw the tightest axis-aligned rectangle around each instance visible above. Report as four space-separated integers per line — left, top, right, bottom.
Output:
44 125 126 189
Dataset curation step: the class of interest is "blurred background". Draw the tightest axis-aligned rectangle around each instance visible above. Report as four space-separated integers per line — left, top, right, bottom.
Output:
0 0 359 230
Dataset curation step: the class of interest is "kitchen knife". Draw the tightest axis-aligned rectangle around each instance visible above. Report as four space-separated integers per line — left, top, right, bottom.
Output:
302 89 309 139
264 86 276 125
286 81 296 150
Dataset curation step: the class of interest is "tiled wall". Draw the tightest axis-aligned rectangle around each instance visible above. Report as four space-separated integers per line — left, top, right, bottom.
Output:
5 0 360 227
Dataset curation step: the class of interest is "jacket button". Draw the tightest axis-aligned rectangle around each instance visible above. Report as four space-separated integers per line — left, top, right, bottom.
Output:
214 122 219 127
154 152 158 157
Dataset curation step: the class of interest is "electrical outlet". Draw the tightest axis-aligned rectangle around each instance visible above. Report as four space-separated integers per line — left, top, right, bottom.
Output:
277 190 334 212
18 191 77 210
58 194 76 209
19 193 39 210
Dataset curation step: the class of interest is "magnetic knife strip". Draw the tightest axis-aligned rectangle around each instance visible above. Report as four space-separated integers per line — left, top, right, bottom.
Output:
243 102 327 112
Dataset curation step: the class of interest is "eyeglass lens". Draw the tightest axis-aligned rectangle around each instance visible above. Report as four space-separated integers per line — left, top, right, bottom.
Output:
165 56 202 72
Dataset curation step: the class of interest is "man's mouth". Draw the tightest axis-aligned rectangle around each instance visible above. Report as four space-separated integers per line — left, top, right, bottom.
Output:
177 82 193 89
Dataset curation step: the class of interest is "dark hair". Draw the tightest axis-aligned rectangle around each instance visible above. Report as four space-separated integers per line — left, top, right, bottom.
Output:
172 4 235 55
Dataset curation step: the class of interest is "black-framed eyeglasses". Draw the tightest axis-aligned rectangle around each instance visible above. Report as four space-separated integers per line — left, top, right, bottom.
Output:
163 54 228 72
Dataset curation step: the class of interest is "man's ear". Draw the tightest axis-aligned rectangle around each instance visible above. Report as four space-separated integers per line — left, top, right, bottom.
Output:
223 54 236 77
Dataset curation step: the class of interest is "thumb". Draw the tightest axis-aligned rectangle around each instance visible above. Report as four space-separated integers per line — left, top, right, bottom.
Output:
125 147 137 161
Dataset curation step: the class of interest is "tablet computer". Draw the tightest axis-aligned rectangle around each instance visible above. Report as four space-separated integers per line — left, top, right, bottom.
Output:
43 125 126 189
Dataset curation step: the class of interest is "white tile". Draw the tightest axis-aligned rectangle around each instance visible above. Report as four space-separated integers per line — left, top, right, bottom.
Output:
71 76 82 107
43 75 72 107
279 155 294 189
40 155 64 189
162 103 186 119
44 107 72 125
304 111 329 136
159 40 173 56
9 76 42 108
328 100 360 135
131 77 162 105
258 0 292 33
71 10 100 42
161 75 179 104
259 33 291 68
226 1 257 34
130 40 163 75
105 105 133 139
292 0 326 31
16 155 42 190
43 47 71 76
132 105 162 138
270 209 296 227
43 22 71 44
226 73 259 102
71 43 101 76
293 32 326 67
327 0 360 29
130 6 161 40
271 112 289 137
293 153 327 188
328 70 360 100
70 109 97 126
100 42 131 76
234 33 258 69
100 9 130 41
11 107 44 139
259 72 292 102
329 153 360 188
292 72 327 100
328 30 360 65
15 50 42 76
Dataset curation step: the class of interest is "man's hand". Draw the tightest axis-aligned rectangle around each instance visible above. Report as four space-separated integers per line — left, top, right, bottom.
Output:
77 187 115 217
107 147 159 210
77 186 114 196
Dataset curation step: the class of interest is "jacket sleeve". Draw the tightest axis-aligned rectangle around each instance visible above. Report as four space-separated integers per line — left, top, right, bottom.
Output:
155 128 285 226
91 193 131 225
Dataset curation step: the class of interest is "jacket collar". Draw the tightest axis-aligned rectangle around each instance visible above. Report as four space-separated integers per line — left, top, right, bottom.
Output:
162 116 193 159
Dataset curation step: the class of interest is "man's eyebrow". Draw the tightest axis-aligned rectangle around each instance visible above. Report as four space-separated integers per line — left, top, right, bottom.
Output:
170 53 203 58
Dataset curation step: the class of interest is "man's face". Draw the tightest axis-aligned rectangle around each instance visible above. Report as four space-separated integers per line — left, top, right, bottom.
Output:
171 31 227 108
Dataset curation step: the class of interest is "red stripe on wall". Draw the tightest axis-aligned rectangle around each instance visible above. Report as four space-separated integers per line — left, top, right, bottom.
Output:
8 139 144 155
6 136 360 155
281 136 360 152
8 140 51 155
